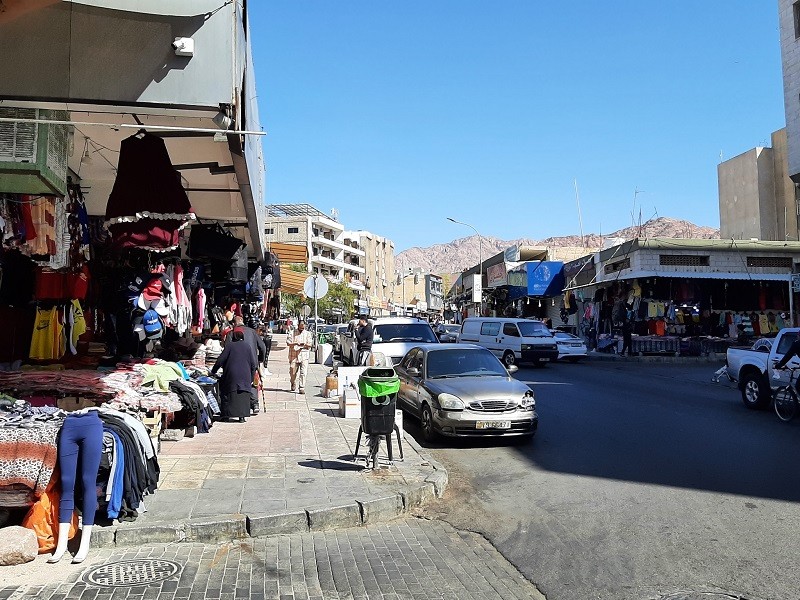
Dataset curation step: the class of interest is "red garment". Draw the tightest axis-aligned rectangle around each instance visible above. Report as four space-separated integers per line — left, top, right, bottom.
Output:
20 200 36 241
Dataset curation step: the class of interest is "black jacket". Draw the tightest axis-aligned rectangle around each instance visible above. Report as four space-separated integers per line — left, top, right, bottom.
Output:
356 323 373 351
776 338 800 369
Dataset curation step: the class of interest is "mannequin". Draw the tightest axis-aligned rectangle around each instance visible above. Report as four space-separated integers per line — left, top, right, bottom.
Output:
48 409 103 564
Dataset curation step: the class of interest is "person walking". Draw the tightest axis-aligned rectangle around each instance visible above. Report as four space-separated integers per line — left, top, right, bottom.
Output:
211 327 257 422
225 316 266 414
288 320 313 393
620 319 633 357
355 315 374 365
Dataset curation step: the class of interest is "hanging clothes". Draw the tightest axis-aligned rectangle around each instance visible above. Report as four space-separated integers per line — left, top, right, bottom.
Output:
105 132 194 251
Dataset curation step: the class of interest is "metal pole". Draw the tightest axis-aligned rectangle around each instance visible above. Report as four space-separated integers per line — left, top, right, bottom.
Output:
790 275 795 328
446 217 482 316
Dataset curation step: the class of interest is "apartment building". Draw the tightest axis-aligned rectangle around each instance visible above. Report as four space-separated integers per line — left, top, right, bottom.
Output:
343 230 396 316
265 204 365 283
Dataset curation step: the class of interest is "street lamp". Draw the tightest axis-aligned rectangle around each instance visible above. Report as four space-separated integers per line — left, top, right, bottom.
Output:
447 217 483 315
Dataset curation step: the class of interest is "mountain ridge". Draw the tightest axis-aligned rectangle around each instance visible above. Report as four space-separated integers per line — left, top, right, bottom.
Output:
395 217 719 274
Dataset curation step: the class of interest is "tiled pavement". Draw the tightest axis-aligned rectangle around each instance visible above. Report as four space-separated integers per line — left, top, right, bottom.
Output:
125 336 440 528
0 519 543 600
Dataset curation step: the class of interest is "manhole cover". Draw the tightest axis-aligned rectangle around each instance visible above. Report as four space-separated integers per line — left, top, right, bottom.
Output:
82 559 182 588
660 593 751 600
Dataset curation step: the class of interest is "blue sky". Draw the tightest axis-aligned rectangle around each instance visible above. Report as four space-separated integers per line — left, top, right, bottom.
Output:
250 1 785 252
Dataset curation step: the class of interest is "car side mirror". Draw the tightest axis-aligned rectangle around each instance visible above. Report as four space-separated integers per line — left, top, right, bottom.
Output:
506 364 519 374
407 367 421 377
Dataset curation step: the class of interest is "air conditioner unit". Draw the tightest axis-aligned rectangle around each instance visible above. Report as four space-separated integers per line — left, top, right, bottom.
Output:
0 107 69 196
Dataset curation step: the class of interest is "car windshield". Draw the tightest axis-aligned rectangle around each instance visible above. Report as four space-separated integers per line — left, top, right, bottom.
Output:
373 323 438 343
442 325 460 333
518 321 553 337
426 348 507 379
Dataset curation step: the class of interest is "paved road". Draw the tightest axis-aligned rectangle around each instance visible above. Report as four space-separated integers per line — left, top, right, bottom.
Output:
1 519 541 600
412 360 800 600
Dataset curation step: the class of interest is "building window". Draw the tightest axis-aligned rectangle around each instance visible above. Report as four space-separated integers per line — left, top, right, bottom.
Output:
659 255 710 266
266 228 274 235
746 256 793 268
288 227 299 234
604 258 630 274
795 1 800 38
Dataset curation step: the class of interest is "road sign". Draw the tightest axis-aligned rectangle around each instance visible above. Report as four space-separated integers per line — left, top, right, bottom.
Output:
793 274 800 292
301 305 312 317
303 274 329 299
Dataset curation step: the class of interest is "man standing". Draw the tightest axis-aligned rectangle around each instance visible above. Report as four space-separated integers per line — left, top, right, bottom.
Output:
355 315 374 365
288 320 313 393
620 319 633 357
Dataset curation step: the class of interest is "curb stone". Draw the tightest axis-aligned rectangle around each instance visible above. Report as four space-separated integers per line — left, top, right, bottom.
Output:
358 494 404 524
307 502 361 531
588 352 725 364
186 515 247 543
247 510 309 537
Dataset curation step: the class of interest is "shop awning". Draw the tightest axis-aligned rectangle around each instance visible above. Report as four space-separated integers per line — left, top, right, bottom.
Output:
603 271 793 282
270 242 308 265
279 267 307 295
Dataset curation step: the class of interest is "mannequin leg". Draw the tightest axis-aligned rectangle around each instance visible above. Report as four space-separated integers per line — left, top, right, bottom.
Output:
47 523 72 563
72 524 93 564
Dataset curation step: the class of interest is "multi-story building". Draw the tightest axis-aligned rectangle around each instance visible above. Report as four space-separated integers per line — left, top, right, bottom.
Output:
265 204 365 283
717 129 798 241
343 230 396 316
390 269 443 318
780 0 800 182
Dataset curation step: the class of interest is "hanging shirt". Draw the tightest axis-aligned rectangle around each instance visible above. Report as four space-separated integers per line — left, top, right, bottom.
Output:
30 306 63 360
68 299 87 354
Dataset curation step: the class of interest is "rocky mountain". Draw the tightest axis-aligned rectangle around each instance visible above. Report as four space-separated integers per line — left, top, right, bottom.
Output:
395 217 719 274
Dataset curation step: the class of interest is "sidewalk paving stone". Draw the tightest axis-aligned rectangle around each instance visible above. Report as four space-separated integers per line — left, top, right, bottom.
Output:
82 335 448 547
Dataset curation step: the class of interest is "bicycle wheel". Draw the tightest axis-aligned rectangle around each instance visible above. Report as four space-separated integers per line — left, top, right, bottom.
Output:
774 387 798 422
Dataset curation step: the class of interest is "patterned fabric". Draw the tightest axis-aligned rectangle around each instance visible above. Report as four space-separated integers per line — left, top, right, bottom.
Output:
0 424 59 494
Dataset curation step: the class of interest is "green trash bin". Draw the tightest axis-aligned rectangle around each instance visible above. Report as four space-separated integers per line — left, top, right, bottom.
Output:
358 367 400 435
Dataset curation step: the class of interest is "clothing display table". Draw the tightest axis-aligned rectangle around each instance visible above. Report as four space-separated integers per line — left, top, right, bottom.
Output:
0 424 60 499
631 336 680 355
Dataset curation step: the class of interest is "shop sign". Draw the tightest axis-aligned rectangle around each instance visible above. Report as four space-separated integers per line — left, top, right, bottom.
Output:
792 273 800 292
368 295 381 308
564 256 596 287
527 261 565 297
507 267 527 288
504 245 520 262
486 263 508 288
468 274 481 303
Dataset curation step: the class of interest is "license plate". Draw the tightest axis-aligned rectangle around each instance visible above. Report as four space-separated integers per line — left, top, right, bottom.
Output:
538 358 550 362
476 421 511 429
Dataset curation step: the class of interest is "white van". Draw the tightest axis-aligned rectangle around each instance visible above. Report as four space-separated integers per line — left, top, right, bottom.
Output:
458 317 559 367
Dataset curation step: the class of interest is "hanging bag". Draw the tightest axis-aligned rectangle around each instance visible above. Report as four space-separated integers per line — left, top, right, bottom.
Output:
188 223 244 260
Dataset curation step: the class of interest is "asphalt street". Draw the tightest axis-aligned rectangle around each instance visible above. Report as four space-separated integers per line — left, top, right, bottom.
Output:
411 360 800 600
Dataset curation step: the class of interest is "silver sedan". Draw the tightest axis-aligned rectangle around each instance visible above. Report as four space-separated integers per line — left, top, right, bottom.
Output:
394 344 538 442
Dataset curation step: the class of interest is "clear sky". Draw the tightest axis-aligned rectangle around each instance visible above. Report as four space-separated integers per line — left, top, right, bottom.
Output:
250 1 785 252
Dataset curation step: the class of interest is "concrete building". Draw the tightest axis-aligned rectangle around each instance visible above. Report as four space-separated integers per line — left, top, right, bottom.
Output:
718 129 798 241
265 204 366 284
342 230 395 316
779 0 800 183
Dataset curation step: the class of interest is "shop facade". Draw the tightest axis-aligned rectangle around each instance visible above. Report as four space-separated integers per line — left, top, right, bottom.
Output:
563 239 800 355
0 1 276 559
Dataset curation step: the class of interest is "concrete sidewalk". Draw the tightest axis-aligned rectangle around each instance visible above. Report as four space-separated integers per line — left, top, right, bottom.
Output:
92 335 446 549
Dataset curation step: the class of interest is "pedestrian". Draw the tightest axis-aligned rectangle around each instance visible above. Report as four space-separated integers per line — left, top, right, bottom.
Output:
211 327 257 422
260 326 273 376
225 316 266 414
355 314 373 365
620 319 633 357
287 320 313 393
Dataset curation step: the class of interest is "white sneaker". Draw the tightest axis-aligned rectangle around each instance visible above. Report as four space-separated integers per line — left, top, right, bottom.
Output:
264 369 273 376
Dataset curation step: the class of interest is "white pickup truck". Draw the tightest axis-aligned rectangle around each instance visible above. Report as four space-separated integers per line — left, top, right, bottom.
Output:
725 328 799 409
339 317 440 366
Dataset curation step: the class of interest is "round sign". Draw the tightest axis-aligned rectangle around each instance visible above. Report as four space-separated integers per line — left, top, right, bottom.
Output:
303 275 329 299
301 305 312 317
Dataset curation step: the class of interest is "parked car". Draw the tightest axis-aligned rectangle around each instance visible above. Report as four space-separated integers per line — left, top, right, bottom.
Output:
340 317 439 366
554 332 588 362
724 328 796 409
457 317 559 367
394 343 538 442
436 324 461 343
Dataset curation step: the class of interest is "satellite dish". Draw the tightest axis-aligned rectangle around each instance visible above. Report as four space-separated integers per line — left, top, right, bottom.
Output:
303 274 329 299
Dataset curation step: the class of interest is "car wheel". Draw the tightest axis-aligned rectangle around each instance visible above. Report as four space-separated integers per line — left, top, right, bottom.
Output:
740 370 770 410
502 351 516 367
421 404 439 442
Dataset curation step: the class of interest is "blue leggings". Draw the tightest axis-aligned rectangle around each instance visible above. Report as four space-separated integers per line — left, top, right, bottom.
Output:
58 412 103 525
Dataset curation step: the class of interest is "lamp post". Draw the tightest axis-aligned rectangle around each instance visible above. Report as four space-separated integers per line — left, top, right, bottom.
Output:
447 217 483 315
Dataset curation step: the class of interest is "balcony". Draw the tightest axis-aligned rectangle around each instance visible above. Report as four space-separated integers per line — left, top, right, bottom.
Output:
312 236 365 256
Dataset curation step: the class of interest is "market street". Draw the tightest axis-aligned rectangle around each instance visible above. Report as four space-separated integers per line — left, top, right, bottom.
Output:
413 360 800 600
